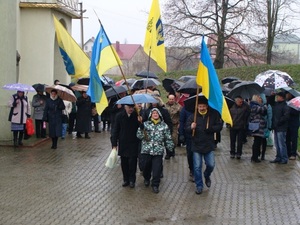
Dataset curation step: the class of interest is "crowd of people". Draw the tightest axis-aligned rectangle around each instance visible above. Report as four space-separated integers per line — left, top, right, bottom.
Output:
7 78 300 195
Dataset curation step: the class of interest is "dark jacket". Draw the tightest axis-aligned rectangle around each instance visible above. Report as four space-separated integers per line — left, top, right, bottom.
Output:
111 110 140 157
249 101 267 137
288 108 299 128
229 102 250 130
272 100 290 132
75 96 92 133
179 106 193 140
43 97 65 137
185 108 223 154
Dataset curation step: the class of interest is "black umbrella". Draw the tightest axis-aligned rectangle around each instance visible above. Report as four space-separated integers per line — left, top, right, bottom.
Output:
136 70 158 79
32 83 45 92
178 75 196 82
221 76 240 84
77 77 111 91
105 85 128 98
183 93 208 113
162 78 184 94
177 78 200 95
227 80 242 89
277 87 300 97
131 78 161 90
227 81 264 99
225 96 235 109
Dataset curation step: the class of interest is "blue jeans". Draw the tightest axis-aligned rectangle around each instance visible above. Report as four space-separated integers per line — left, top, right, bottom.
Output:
193 151 215 190
274 131 288 163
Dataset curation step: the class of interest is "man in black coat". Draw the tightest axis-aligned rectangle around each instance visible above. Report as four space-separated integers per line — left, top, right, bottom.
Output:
111 104 141 188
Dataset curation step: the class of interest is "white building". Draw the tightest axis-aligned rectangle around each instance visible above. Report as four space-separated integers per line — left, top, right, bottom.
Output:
0 0 80 140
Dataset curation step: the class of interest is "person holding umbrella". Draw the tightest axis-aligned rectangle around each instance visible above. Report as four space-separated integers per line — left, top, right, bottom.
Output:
75 91 92 139
43 89 65 149
8 90 31 147
185 96 223 194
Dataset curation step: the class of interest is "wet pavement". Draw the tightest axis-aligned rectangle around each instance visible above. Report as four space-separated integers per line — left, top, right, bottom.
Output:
0 128 300 225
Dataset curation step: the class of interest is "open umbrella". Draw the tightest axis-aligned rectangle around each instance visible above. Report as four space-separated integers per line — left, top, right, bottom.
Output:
71 84 88 92
3 83 36 92
254 70 294 90
116 94 158 105
177 78 200 94
105 85 129 98
77 77 111 91
162 78 184 94
277 87 300 97
45 85 77 102
178 75 196 82
115 78 137 87
131 78 161 90
227 81 264 99
221 76 240 84
32 83 45 92
136 70 158 79
227 80 242 89
183 93 208 113
287 96 300 111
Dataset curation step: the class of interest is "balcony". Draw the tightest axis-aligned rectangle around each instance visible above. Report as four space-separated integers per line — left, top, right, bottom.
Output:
19 0 81 18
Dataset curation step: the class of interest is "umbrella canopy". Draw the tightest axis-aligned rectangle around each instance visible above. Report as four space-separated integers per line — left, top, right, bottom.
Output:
277 87 300 97
115 78 137 87
133 89 154 94
287 96 300 111
227 81 264 100
131 78 161 90
221 76 240 84
136 70 158 79
45 85 77 102
254 70 294 90
162 78 184 94
71 84 88 92
183 93 208 113
177 78 200 94
116 94 158 105
105 85 129 98
3 83 36 92
225 96 235 109
227 80 242 89
102 75 115 85
178 75 196 82
77 77 111 91
32 83 45 92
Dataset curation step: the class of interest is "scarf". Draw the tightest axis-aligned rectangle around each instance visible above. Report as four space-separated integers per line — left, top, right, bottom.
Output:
50 95 58 101
151 118 161 124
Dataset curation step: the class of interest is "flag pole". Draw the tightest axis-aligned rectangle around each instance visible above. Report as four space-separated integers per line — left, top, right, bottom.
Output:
192 87 200 136
93 10 136 105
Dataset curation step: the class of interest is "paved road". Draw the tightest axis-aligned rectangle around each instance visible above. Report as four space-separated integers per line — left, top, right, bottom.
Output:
0 129 300 225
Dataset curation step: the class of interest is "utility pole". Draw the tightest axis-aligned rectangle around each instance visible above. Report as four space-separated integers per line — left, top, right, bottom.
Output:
79 2 85 50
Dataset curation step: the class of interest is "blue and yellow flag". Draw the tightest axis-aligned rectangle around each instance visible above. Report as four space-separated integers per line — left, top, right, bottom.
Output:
53 15 90 79
144 0 167 72
196 37 232 126
87 24 122 115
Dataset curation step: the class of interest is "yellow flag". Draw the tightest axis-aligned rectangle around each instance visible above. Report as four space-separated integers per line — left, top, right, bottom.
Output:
53 15 90 79
144 0 167 72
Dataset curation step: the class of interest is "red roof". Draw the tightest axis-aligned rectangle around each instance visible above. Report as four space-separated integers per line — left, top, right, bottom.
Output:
112 42 141 60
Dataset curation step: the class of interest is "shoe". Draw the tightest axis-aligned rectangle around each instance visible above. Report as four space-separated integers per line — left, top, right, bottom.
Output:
18 142 23 146
152 186 159 193
236 155 241 160
164 155 171 160
269 159 280 163
129 182 135 188
76 134 83 138
85 135 91 139
195 188 202 195
160 173 164 178
61 137 65 140
279 161 288 164
230 154 235 159
289 156 296 160
51 146 54 149
144 180 150 187
205 177 211 188
261 156 265 160
122 181 129 187
95 131 101 133
251 158 261 163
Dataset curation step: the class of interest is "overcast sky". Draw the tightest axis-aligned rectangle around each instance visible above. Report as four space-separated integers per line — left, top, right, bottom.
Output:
72 0 158 45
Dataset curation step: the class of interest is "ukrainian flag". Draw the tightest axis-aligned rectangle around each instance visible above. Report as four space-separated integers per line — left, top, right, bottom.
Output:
53 15 90 79
196 37 232 126
144 0 167 72
87 24 122 115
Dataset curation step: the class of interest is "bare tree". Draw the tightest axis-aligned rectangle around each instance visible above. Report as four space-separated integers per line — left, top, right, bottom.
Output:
163 0 257 69
250 0 299 64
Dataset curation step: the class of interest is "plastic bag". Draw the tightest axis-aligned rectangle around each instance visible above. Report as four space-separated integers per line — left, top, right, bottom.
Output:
105 148 118 168
26 118 35 136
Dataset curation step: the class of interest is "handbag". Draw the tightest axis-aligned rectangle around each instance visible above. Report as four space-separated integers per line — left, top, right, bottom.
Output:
105 148 118 169
248 122 260 132
26 118 35 136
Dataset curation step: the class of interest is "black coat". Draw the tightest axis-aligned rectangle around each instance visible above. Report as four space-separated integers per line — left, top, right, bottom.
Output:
110 110 140 157
43 97 65 137
185 108 223 154
75 96 92 133
272 100 290 132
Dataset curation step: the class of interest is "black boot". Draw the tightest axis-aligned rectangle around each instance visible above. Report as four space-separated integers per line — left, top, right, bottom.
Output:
18 131 24 146
13 131 18 147
261 149 266 160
